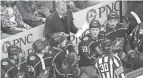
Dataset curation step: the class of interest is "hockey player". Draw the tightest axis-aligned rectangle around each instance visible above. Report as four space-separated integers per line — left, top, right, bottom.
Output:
104 11 134 65
81 19 104 41
27 39 52 78
129 23 143 52
127 23 143 70
78 20 104 78
49 32 78 78
1 45 28 78
105 11 126 41
95 39 127 78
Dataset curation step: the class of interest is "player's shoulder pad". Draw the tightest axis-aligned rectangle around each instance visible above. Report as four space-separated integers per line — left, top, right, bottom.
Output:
82 34 90 41
27 53 36 61
83 36 89 41
79 40 95 48
65 41 74 50
66 41 73 47
1 58 14 72
1 58 9 66
66 41 73 45
29 56 36 61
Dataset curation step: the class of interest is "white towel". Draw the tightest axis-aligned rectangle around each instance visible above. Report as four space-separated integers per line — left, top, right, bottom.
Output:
37 54 46 70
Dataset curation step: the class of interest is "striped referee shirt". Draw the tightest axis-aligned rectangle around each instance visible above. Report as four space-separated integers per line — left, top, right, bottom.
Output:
95 54 127 78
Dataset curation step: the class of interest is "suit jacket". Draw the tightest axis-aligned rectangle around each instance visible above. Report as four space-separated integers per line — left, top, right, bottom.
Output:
44 10 78 39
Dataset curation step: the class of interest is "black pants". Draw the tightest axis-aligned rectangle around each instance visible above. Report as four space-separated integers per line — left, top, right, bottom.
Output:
24 20 43 28
2 27 22 35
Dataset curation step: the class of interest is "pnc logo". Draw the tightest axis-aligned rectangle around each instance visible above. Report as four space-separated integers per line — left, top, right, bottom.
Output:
86 9 97 23
2 41 11 53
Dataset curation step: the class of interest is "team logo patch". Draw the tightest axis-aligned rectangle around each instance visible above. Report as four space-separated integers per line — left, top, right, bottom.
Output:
2 62 8 65
30 56 35 60
83 37 89 41
96 47 100 51
86 9 97 23
49 51 52 54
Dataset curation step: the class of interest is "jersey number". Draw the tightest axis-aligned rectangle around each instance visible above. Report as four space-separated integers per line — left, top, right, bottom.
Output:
99 63 109 72
82 46 88 53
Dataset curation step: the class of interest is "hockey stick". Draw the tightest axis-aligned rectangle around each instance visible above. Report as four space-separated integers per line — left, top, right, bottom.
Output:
130 11 141 24
130 11 142 50
130 11 141 37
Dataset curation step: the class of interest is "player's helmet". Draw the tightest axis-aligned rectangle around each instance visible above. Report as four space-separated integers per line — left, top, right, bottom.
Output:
101 38 113 53
50 32 67 47
108 11 119 20
32 39 48 53
7 45 22 57
89 20 101 28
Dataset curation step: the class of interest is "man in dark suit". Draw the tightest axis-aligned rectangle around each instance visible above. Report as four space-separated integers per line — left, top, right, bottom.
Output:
45 1 78 40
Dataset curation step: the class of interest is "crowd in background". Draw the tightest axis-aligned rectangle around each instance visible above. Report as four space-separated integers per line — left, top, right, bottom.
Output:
1 0 100 39
1 1 143 78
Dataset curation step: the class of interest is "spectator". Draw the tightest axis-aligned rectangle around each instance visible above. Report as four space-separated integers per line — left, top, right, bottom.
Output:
35 1 54 13
73 1 85 10
31 1 51 18
16 1 46 27
64 1 81 12
1 1 31 35
45 1 78 40
74 0 100 10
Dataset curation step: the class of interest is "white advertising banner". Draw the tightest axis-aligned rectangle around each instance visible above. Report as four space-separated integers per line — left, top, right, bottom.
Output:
73 0 120 28
0 25 45 60
1 1 121 59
